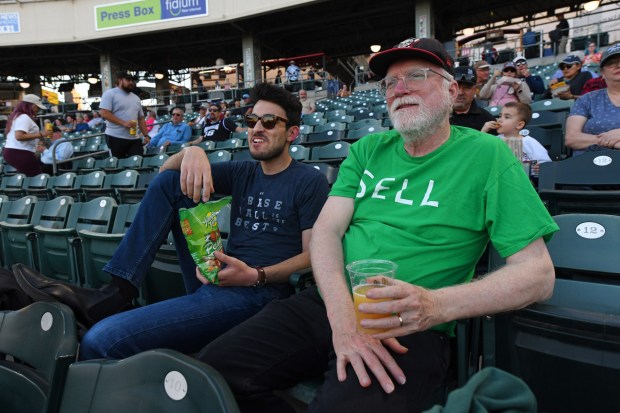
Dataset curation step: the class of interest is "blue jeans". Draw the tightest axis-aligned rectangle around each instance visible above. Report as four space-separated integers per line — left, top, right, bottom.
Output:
80 170 292 360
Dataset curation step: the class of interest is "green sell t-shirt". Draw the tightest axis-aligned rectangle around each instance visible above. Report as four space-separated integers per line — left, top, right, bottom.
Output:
330 126 558 335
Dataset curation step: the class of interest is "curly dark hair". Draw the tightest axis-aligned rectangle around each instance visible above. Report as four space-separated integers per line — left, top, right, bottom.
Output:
248 83 302 127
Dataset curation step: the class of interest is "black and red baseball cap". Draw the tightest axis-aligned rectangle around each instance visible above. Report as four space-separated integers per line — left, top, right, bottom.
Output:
369 37 455 78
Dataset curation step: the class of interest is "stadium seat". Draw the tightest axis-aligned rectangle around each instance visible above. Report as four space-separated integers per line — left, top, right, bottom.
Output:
0 301 78 413
289 145 311 161
117 171 158 204
325 114 354 123
524 126 565 161
488 213 620 413
347 118 383 130
350 109 382 121
215 138 244 151
31 197 117 285
345 125 389 141
28 172 78 201
196 140 216 152
306 129 346 145
78 202 141 288
55 170 106 202
137 153 169 172
59 156 95 174
0 173 27 200
231 130 249 140
0 196 73 270
305 162 339 185
484 105 502 116
538 149 620 215
310 141 350 163
207 150 232 164
530 98 574 113
314 122 347 133
529 111 568 131
57 349 240 413
301 117 327 126
299 124 314 135
105 155 143 173
82 169 139 202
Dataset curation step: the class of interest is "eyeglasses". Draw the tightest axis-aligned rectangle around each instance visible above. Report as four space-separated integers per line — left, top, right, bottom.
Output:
172 113 183 117
559 63 577 70
454 72 476 82
502 68 517 73
379 68 452 96
245 113 289 129
515 61 527 67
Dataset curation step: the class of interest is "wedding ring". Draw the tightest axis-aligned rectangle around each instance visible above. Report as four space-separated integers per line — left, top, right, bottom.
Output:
397 313 404 327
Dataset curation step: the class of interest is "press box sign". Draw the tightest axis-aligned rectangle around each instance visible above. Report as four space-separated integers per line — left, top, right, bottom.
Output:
95 0 208 31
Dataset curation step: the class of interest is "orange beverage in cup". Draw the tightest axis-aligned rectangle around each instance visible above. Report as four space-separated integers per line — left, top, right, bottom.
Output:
45 122 53 132
129 120 137 135
353 284 392 334
347 259 398 334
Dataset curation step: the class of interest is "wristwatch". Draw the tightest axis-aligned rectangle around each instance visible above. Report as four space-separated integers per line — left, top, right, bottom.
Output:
254 266 267 287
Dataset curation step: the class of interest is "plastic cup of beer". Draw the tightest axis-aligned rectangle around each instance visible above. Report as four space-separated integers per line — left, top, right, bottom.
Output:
129 120 137 135
347 259 398 334
45 122 53 133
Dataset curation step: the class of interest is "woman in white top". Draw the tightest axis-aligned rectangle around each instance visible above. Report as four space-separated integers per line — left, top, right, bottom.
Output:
3 94 50 176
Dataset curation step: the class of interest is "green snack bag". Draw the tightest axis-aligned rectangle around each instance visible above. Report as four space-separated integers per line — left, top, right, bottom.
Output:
179 196 232 284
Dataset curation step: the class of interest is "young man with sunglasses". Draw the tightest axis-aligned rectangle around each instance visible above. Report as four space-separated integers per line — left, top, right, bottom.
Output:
544 54 592 100
197 38 556 412
450 65 497 134
147 107 192 148
192 103 246 143
14 83 330 361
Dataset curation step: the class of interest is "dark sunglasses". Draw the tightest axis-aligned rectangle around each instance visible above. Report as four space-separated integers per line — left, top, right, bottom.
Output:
454 72 476 82
515 61 527 67
502 68 517 73
559 63 576 70
245 113 289 129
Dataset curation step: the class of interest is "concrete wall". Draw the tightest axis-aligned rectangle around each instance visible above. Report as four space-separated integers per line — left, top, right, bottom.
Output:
0 0 317 46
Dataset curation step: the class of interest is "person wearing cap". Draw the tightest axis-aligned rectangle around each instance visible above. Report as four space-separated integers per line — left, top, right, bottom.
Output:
544 54 592 100
479 61 532 107
2 94 51 176
566 43 620 154
99 70 150 158
513 56 545 95
197 37 557 412
450 65 498 133
188 104 209 128
38 129 74 174
473 60 491 101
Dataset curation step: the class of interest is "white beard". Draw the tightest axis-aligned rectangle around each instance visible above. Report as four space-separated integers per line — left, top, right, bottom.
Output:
389 87 453 145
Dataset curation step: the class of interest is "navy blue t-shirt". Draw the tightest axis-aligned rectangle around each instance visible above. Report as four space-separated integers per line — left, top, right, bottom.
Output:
210 160 329 268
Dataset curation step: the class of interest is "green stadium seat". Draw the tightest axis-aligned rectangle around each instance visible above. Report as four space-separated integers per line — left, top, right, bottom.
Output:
347 118 383 130
345 125 389 141
1 196 73 270
55 170 106 202
31 197 117 285
0 301 78 413
306 130 346 145
207 150 232 164
82 170 139 202
0 173 27 200
314 122 347 133
57 349 239 413
310 141 350 163
289 145 311 161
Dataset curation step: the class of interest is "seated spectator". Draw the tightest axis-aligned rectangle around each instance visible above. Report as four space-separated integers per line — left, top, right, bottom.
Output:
337 84 351 98
479 62 533 106
13 83 329 363
299 89 316 115
583 42 602 65
191 104 246 143
58 114 77 133
188 105 208 128
88 111 104 129
147 107 192 148
485 102 551 175
566 44 620 154
145 110 157 132
38 129 74 174
544 54 593 100
74 115 90 133
513 56 546 95
450 65 497 134
581 76 607 95
194 37 557 412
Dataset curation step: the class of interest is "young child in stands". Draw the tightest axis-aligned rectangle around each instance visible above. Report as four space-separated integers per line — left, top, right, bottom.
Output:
484 102 551 175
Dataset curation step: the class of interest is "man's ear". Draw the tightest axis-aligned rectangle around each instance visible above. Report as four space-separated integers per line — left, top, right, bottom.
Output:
287 125 300 143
